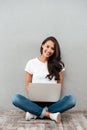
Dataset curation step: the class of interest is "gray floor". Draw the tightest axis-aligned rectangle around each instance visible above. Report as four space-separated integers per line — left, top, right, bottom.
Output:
0 109 87 130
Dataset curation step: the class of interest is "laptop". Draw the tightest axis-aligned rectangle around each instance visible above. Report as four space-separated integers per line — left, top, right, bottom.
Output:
27 83 61 102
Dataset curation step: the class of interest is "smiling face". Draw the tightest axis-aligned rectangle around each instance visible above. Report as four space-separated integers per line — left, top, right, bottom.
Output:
41 40 55 58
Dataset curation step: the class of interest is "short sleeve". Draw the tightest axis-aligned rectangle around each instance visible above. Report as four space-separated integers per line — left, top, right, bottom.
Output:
61 67 65 72
25 60 33 74
60 62 65 72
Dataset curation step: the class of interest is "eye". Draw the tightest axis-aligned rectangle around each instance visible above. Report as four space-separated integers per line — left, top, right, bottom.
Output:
46 45 49 48
51 47 55 50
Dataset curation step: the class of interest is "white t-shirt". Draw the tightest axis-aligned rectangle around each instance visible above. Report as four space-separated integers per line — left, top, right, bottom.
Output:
25 58 65 84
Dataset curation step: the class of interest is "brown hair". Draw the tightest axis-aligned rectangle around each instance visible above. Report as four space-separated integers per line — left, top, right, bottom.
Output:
40 36 64 80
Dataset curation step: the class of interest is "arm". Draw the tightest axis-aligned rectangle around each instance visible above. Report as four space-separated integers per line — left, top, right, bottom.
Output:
25 72 32 91
57 71 64 85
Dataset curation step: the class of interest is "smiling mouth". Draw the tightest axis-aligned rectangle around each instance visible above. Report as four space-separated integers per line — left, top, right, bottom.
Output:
46 52 52 56
44 50 52 57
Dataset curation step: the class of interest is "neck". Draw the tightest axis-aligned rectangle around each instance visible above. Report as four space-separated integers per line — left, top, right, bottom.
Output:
38 55 48 63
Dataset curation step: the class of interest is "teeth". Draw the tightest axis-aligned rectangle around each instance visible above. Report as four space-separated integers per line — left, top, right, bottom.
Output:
47 53 50 55
47 54 50 55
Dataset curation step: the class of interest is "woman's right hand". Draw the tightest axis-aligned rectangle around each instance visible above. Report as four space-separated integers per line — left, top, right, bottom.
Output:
25 85 29 91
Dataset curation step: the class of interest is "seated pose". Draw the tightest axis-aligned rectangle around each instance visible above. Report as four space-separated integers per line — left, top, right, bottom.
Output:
12 36 76 123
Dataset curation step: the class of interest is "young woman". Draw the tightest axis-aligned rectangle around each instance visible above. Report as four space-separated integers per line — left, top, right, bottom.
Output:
12 36 76 123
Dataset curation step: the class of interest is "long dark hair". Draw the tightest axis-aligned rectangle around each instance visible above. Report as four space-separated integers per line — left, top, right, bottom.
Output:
40 36 64 81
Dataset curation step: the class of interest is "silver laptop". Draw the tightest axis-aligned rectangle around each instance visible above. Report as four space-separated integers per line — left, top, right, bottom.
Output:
28 83 61 102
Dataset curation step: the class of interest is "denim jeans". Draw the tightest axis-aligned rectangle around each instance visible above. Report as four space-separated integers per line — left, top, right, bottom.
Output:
12 94 76 117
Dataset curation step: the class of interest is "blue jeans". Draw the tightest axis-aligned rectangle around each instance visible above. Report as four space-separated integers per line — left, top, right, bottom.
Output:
12 94 76 117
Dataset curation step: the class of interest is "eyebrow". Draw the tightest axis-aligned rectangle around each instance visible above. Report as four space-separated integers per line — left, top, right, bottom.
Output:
46 44 55 49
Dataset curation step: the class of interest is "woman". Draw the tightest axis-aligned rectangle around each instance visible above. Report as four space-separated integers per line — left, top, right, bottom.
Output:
12 36 76 123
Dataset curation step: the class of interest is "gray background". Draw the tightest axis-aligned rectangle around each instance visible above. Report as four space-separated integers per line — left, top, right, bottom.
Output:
0 0 87 110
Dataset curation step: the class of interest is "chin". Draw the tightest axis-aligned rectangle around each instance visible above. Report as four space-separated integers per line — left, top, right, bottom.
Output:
45 54 50 58
43 53 52 58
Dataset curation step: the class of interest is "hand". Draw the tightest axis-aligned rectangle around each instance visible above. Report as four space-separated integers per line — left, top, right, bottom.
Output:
25 85 29 91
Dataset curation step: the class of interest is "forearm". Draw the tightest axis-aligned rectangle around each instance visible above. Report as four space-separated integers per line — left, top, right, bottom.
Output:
57 72 63 85
25 72 32 92
25 81 29 91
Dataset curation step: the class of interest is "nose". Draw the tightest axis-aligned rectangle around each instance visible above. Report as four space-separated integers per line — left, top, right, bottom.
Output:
47 48 52 52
